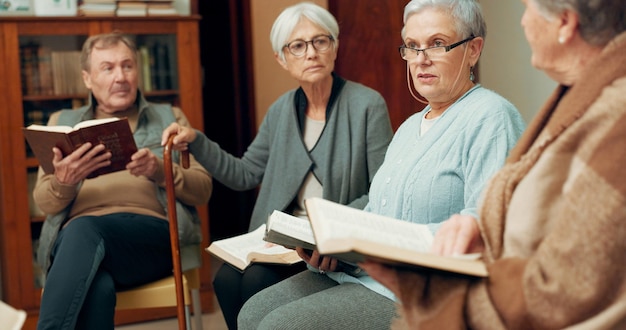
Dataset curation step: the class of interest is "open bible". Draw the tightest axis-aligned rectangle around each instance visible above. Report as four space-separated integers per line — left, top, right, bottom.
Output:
23 117 138 179
263 209 364 276
263 210 316 250
304 197 488 277
206 224 302 272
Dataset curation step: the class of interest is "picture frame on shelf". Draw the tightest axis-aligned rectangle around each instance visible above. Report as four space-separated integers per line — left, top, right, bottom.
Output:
33 0 77 16
0 0 34 15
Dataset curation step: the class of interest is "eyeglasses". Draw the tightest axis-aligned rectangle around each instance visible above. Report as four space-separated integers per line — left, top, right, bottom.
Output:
283 35 334 57
398 35 475 60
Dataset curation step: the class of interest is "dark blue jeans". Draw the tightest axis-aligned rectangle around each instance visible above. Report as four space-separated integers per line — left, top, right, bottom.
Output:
37 213 173 330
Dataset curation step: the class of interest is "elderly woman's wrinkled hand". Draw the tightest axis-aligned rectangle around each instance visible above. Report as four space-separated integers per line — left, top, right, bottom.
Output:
359 261 401 296
161 122 196 151
296 247 338 274
430 214 484 256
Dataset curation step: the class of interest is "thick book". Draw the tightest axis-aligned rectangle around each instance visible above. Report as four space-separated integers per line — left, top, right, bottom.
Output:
22 117 138 179
263 210 317 251
206 224 303 272
263 210 364 275
0 300 26 330
304 197 488 277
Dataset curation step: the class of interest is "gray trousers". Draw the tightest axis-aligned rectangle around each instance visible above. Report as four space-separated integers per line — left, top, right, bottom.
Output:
238 270 397 330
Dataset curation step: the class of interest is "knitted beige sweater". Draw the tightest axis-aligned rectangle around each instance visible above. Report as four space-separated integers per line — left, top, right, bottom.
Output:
393 31 626 330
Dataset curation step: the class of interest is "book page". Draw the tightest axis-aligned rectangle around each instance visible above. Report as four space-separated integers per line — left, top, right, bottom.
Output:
24 117 120 133
25 124 73 133
267 211 316 246
213 225 295 261
73 117 120 130
306 198 434 254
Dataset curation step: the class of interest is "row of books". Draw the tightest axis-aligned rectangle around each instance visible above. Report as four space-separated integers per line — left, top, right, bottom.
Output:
137 42 177 92
20 45 89 96
78 0 177 16
20 42 176 96
24 98 86 127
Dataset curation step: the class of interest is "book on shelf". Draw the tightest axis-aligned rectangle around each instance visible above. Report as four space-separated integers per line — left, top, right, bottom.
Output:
304 197 488 277
20 44 57 96
116 1 147 16
78 3 117 16
25 109 47 126
137 46 153 92
146 2 177 16
21 44 39 95
206 224 303 272
50 50 89 95
23 117 138 179
20 43 88 95
37 46 54 95
152 41 172 90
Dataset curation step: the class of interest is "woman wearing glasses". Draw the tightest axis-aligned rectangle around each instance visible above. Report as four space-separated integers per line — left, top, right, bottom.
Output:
162 2 393 329
237 0 525 329
363 0 626 328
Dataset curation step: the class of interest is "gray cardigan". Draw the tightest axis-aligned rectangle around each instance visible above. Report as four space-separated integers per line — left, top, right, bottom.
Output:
190 78 393 231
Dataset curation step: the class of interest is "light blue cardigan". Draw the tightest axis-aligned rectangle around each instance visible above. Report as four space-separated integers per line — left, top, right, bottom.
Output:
328 84 526 300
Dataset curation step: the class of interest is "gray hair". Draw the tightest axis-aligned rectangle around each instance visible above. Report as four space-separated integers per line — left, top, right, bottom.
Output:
401 0 486 41
532 0 626 46
270 2 339 62
81 31 137 72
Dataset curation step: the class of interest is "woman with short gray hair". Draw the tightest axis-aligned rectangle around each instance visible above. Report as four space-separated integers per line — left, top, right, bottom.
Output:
238 0 525 328
363 0 626 328
162 2 393 329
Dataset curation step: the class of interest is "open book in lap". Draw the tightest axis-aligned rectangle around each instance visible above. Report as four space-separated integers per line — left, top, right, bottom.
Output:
23 117 138 178
206 224 302 272
264 210 316 250
264 209 369 276
0 301 26 330
304 197 488 277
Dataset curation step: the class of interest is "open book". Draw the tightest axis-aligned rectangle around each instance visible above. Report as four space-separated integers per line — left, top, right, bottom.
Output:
0 300 26 330
263 210 316 251
206 224 303 272
23 117 138 179
304 197 488 277
263 210 363 275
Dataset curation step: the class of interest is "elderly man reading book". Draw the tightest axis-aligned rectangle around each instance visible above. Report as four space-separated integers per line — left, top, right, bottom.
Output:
33 32 212 330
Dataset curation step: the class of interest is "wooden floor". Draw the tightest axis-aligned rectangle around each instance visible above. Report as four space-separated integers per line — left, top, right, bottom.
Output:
116 303 227 330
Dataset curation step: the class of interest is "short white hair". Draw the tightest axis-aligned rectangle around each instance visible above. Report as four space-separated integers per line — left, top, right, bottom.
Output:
270 2 339 62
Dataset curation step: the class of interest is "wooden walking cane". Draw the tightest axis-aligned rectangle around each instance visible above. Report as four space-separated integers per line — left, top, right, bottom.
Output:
164 134 190 330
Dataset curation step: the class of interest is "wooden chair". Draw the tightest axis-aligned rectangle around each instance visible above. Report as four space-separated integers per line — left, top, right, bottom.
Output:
115 135 203 330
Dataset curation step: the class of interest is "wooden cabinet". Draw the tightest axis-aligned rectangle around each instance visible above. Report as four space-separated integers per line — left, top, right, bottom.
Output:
0 16 213 328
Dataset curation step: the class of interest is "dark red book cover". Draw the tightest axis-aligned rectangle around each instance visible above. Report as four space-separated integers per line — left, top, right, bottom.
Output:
23 117 138 179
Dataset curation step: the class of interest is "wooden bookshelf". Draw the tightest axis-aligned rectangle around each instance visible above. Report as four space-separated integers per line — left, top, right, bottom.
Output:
0 14 214 328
